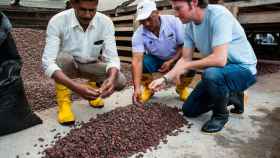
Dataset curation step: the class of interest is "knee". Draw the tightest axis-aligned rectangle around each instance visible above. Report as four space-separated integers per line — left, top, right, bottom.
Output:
143 56 151 66
202 67 230 97
143 59 152 73
115 73 127 91
143 55 158 73
202 67 223 83
56 53 74 68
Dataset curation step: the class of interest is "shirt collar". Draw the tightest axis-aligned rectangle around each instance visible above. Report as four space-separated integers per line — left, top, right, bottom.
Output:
142 15 169 39
70 9 80 28
70 9 97 30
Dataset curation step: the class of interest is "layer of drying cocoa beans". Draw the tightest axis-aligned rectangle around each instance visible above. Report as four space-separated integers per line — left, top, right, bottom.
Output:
43 103 190 158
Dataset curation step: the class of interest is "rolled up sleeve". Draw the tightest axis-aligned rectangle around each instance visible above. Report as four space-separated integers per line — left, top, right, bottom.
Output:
42 18 61 78
102 19 120 72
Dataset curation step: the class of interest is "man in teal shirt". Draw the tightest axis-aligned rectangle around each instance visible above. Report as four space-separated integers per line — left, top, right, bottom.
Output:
149 0 257 133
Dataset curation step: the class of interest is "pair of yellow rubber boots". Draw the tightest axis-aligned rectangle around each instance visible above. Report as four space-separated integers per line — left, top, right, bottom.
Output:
55 82 104 125
140 74 194 103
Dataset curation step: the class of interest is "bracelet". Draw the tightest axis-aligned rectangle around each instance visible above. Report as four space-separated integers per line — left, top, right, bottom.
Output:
162 75 169 85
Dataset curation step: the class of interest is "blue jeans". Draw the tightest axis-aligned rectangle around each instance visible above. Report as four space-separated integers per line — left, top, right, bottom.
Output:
182 64 257 117
143 54 165 73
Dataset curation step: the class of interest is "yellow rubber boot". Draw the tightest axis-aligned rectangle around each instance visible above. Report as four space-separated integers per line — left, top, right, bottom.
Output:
55 83 75 125
176 76 194 101
87 82 104 108
140 74 154 103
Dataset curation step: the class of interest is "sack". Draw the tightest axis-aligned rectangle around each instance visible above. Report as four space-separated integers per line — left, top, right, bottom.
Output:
0 12 12 47
0 14 42 136
0 78 42 136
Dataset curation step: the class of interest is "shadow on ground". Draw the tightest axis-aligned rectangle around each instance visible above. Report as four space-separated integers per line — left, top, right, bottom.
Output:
214 107 280 158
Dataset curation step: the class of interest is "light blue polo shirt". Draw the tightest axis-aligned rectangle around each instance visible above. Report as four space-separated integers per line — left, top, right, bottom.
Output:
184 5 257 75
132 15 184 60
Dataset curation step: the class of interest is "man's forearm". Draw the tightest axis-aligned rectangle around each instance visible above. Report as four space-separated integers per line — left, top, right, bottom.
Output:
184 54 226 70
166 54 220 80
165 58 187 80
107 67 119 82
164 47 193 80
52 70 79 91
165 49 227 81
185 44 228 69
132 59 142 90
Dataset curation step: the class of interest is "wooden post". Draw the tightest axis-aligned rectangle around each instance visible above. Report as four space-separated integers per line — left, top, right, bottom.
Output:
133 15 139 31
226 5 239 17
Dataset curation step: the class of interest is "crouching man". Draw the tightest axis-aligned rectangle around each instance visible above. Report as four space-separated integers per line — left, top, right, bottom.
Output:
132 0 195 106
150 0 257 133
42 0 126 125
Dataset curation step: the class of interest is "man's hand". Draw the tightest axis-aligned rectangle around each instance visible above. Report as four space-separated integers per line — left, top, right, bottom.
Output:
75 83 100 100
158 60 174 73
149 77 166 92
99 67 119 98
99 78 115 98
52 70 100 100
172 59 190 85
132 88 143 106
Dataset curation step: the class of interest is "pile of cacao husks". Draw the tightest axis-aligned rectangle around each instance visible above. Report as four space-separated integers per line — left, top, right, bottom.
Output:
43 103 190 158
12 28 132 111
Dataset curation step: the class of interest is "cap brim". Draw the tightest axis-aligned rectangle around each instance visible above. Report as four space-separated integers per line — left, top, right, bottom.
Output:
136 10 153 21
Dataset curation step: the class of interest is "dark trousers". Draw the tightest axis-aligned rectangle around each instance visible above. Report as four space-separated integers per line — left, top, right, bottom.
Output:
182 64 257 117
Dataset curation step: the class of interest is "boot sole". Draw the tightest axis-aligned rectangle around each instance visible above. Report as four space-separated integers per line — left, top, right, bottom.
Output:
89 105 104 109
230 108 244 115
230 111 244 115
201 123 228 135
60 121 75 126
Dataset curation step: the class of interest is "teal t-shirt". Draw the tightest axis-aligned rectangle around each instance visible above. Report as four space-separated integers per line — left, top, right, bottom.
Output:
184 5 257 75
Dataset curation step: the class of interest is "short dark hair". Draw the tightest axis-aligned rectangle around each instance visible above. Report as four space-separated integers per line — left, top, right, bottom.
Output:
170 0 208 9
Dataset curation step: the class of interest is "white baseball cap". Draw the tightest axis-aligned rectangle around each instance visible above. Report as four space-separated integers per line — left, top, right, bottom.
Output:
136 0 157 21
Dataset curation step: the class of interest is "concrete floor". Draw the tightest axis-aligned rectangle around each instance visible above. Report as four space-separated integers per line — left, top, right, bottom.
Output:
0 72 280 158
